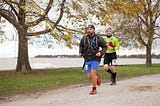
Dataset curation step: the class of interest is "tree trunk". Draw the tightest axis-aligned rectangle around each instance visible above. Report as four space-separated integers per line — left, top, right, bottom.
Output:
146 44 152 67
16 27 31 72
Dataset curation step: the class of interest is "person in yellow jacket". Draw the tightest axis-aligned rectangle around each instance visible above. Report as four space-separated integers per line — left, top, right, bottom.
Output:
103 28 120 85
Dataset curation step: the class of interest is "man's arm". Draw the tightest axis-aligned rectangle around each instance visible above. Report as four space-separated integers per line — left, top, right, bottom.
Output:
114 38 120 51
98 36 107 55
78 36 85 57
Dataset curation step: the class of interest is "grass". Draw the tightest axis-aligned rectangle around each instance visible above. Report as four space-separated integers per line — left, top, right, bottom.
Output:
0 64 160 96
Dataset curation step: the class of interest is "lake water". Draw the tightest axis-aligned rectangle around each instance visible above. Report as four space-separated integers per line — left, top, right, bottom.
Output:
0 58 160 71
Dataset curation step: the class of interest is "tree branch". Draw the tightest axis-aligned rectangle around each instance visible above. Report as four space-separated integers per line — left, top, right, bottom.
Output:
4 0 19 20
26 0 54 27
0 8 19 28
138 35 147 46
153 0 160 14
26 0 67 36
54 0 66 27
26 24 84 36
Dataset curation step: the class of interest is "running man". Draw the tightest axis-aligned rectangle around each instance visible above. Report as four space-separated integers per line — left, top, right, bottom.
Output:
103 28 120 85
78 24 106 95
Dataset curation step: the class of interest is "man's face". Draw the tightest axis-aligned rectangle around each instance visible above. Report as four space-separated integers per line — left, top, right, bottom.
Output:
106 29 112 36
87 28 95 36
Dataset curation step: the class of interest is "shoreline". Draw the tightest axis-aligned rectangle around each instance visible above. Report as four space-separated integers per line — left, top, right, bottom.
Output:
0 58 160 71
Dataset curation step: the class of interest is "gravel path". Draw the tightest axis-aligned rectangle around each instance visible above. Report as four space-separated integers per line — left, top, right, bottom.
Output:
0 74 160 106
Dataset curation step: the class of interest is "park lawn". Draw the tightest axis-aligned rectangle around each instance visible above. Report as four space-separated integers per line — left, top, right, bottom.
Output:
0 64 160 96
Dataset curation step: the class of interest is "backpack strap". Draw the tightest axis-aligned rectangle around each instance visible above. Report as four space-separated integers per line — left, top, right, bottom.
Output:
84 36 97 46
95 36 98 47
106 36 114 44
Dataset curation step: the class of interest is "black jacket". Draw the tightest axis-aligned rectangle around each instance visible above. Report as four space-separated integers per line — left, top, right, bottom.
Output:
79 34 107 62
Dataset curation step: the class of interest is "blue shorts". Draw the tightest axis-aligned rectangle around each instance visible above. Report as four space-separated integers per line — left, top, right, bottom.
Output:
85 61 100 74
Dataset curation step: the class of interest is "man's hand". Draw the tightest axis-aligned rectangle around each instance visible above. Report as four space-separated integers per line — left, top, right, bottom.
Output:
96 52 101 57
107 46 114 50
77 53 82 57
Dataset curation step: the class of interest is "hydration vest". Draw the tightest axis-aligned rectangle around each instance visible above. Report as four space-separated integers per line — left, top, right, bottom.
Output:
83 35 100 61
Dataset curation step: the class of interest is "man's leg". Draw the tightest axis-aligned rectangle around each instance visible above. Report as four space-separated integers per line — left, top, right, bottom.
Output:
86 70 97 95
97 73 101 86
85 62 96 94
104 64 113 81
81 62 85 72
89 61 99 95
91 70 97 86
103 64 109 71
87 73 91 80
111 66 116 85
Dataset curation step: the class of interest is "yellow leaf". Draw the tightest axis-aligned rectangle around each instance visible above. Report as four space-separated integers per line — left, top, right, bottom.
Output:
20 6 26 11
30 3 36 8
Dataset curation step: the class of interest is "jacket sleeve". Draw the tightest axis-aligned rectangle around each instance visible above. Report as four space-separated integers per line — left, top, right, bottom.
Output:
79 36 85 54
98 36 107 55
114 38 120 51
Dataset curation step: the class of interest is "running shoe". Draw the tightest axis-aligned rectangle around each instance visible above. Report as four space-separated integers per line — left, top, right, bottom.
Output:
89 89 97 95
110 82 116 85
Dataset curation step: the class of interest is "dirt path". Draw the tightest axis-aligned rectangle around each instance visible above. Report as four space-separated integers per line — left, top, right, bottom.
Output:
1 74 160 106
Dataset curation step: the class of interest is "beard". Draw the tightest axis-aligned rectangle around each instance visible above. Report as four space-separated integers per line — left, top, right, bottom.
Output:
87 31 94 36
